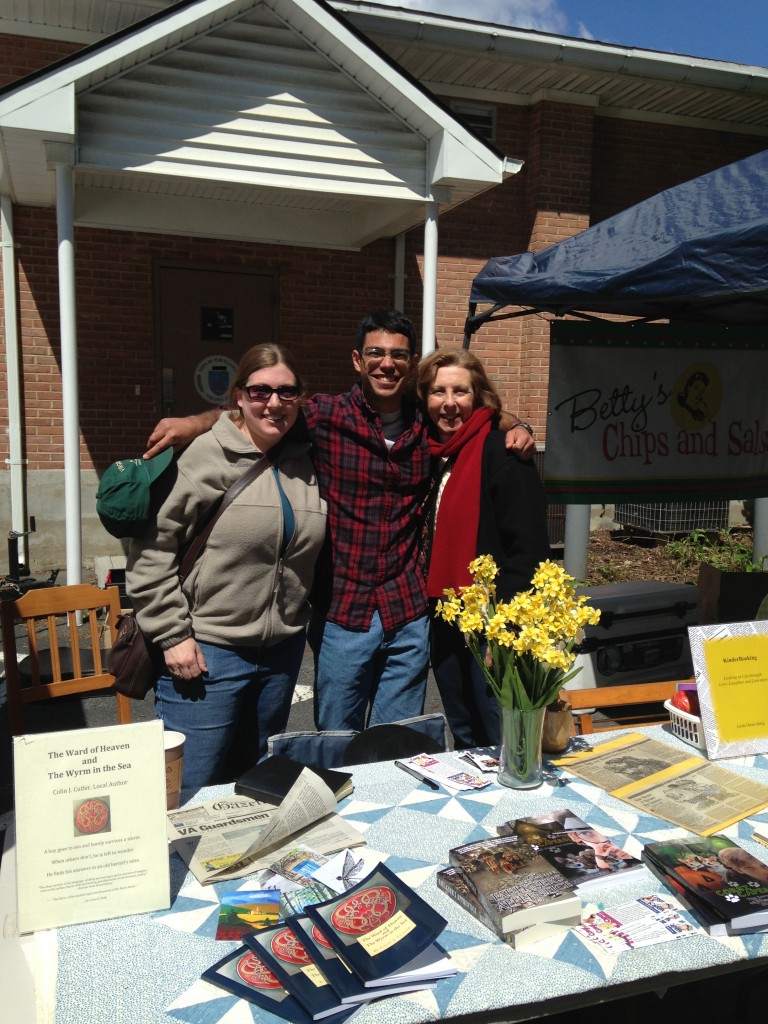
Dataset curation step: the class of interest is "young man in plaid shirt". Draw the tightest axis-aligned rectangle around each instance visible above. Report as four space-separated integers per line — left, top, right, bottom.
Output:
144 309 534 732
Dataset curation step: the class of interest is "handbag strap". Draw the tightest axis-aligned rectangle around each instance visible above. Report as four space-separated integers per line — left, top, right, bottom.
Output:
178 456 266 583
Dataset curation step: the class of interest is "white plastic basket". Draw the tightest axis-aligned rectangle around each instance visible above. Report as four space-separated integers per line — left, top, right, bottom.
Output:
664 699 706 751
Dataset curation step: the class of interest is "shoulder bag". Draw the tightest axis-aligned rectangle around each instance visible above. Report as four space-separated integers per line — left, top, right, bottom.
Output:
108 457 265 698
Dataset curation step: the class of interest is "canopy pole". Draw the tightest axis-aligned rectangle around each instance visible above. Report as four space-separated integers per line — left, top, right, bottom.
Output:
421 201 438 355
754 498 768 565
564 504 591 584
47 143 81 586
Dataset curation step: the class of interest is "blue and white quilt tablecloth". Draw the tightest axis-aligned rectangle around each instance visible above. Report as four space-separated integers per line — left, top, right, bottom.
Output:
52 727 768 1024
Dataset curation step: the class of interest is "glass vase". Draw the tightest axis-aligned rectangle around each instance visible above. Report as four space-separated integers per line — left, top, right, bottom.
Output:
498 705 546 789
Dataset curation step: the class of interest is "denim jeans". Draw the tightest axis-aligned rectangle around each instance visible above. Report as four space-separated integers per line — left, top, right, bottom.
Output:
309 610 429 731
430 609 500 749
154 632 306 790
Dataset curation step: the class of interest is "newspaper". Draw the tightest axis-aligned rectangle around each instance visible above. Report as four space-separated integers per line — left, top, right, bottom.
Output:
612 758 768 835
553 733 692 791
166 769 365 884
553 732 768 835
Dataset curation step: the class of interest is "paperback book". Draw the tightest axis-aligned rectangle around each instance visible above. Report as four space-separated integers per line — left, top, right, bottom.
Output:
448 835 579 933
498 808 644 892
286 914 438 1004
202 945 356 1024
641 855 731 935
245 922 360 1019
643 835 768 934
436 867 579 948
303 862 448 984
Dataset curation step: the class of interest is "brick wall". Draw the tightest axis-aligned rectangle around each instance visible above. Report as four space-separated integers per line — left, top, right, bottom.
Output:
0 32 80 85
8 209 396 471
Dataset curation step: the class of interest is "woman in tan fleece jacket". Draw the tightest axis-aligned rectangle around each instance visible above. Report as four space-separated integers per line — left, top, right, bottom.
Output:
128 344 327 788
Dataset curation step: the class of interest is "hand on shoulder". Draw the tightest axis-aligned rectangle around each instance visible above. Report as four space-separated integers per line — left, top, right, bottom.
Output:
143 410 221 460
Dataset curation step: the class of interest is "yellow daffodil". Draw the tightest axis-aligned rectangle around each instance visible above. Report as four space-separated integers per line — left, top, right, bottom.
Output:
435 556 600 710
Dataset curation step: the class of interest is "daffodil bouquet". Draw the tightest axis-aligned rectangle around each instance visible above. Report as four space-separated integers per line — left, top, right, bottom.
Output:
435 556 601 711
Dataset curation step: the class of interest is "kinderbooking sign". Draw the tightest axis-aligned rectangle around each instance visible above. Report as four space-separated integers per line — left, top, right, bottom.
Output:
545 322 768 504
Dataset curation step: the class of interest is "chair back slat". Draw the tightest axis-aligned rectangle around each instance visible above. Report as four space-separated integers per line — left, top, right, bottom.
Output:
1 584 131 736
567 679 689 735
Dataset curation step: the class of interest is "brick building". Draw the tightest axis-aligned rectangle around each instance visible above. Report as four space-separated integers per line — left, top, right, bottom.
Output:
0 1 766 573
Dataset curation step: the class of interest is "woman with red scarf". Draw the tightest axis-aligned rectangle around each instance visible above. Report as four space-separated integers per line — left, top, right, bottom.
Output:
416 350 551 749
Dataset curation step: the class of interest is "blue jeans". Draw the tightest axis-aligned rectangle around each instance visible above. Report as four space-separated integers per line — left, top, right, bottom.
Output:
309 611 429 731
430 609 500 749
154 632 306 790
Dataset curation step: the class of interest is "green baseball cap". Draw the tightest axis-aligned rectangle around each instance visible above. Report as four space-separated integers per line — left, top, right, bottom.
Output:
96 448 174 539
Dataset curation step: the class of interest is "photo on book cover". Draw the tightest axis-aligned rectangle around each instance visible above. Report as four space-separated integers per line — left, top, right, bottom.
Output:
644 834 768 929
498 808 642 890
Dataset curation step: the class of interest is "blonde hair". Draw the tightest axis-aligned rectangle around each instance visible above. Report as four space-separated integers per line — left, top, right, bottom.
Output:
415 348 501 415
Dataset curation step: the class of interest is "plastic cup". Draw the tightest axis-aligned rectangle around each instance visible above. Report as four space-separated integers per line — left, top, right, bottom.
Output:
164 730 185 810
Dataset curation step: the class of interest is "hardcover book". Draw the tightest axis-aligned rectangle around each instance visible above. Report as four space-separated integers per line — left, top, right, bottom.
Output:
303 862 448 984
643 835 768 933
436 867 580 948
245 923 359 1019
286 914 438 1004
201 945 356 1024
448 835 578 933
235 755 353 804
498 808 644 892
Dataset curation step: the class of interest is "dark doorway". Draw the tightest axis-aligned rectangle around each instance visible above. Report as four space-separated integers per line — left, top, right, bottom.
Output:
155 263 278 417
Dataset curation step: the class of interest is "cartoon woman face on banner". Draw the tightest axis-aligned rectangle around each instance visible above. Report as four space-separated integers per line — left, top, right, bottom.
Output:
672 362 722 430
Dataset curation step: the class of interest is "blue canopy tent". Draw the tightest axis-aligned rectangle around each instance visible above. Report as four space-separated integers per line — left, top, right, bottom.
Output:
464 150 768 575
465 149 768 340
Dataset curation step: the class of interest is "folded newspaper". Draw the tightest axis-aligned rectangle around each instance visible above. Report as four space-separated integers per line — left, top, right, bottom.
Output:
166 769 365 884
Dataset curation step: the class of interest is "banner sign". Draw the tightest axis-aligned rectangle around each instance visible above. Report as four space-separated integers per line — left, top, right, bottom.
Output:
545 322 768 503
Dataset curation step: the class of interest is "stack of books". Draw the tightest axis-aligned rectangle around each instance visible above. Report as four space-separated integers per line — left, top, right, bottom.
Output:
498 808 644 893
202 862 456 1022
438 834 582 949
439 809 643 947
642 835 768 936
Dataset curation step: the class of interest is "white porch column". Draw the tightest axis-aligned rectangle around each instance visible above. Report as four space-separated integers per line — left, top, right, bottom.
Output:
1 194 28 570
421 201 438 355
46 143 81 585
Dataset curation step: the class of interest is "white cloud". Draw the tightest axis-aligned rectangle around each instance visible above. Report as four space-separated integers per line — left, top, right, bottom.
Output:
372 1 569 35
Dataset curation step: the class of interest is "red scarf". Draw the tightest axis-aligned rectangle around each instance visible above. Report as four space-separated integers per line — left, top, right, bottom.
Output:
426 407 492 597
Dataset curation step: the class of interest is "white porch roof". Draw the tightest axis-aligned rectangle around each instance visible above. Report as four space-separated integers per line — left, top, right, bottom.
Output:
0 0 518 249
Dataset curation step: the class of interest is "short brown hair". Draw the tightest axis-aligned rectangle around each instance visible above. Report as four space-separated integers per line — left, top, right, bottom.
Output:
415 348 501 415
227 343 304 424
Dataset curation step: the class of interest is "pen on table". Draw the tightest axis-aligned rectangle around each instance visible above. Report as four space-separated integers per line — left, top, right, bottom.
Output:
395 760 439 790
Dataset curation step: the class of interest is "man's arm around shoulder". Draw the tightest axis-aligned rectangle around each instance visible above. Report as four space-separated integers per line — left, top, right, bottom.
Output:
498 412 536 459
143 409 221 460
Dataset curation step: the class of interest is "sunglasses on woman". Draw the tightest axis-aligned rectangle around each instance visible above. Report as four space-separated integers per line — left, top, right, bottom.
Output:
239 384 300 402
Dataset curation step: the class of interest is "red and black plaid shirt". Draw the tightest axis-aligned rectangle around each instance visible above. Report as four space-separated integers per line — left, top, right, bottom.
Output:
305 384 430 632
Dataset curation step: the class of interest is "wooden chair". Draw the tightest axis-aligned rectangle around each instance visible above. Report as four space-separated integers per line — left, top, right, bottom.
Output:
1 584 131 736
566 680 690 735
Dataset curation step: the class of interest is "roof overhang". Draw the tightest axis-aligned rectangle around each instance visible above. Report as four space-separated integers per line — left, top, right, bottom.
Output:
0 0 519 249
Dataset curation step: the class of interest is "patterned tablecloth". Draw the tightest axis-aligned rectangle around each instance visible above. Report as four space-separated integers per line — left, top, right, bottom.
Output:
50 726 768 1024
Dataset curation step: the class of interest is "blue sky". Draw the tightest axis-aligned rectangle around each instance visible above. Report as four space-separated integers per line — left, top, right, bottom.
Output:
374 1 768 67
